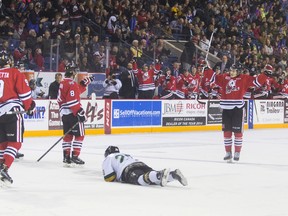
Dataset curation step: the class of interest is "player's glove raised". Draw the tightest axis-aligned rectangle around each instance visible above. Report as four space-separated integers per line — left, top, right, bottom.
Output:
80 76 95 87
26 100 36 117
77 108 87 122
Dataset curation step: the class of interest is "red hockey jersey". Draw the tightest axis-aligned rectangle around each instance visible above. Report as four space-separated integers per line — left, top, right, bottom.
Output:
189 73 201 95
175 73 194 98
0 67 33 116
57 77 86 116
213 73 267 109
156 75 176 92
200 68 215 98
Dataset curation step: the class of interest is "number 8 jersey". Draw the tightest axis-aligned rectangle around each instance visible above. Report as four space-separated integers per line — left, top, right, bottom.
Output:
57 77 86 116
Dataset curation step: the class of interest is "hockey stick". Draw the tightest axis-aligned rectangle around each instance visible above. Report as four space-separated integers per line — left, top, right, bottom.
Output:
5 110 27 115
196 28 218 105
36 121 79 162
205 28 217 62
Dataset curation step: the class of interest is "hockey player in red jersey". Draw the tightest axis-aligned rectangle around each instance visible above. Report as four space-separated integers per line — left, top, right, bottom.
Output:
253 64 281 99
198 59 216 99
187 65 201 99
155 67 176 99
213 64 268 162
175 68 194 99
132 61 160 99
0 54 35 184
57 63 94 166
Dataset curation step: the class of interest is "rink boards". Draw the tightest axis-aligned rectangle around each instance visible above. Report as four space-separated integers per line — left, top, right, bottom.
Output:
22 99 288 137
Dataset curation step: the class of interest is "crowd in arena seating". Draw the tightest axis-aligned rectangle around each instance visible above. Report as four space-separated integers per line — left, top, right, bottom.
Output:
0 0 287 99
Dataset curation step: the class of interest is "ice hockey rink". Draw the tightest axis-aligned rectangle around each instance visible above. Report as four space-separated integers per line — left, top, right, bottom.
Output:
1 128 288 216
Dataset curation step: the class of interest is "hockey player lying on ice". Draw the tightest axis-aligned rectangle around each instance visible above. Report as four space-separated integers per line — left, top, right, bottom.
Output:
102 146 188 187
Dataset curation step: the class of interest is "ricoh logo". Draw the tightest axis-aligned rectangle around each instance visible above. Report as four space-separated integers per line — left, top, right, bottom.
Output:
163 101 183 114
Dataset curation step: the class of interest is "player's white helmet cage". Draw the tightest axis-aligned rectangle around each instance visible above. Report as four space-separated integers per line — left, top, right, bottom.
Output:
104 146 120 157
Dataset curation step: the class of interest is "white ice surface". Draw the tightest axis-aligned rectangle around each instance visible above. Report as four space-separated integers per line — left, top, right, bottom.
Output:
1 128 288 216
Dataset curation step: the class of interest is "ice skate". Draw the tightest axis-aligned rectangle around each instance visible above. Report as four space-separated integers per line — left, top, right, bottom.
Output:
71 155 85 165
158 168 170 187
224 152 232 163
0 164 13 185
63 153 72 167
233 152 240 161
171 169 188 186
15 152 24 159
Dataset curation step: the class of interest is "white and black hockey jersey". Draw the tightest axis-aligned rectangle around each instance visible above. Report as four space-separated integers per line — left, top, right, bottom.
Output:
102 153 138 182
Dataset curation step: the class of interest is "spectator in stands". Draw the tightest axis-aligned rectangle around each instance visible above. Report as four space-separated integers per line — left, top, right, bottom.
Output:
213 55 232 74
26 29 39 53
0 40 11 56
48 72 63 99
58 57 69 72
155 39 171 63
13 21 28 41
130 40 142 60
13 40 33 70
263 38 274 56
92 52 104 73
33 48 44 71
96 45 106 67
180 35 198 71
2 19 14 39
79 56 92 72
27 2 48 35
69 0 84 35
116 48 131 68
199 34 210 52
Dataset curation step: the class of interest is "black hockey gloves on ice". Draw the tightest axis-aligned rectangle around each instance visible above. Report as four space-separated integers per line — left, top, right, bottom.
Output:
77 108 87 122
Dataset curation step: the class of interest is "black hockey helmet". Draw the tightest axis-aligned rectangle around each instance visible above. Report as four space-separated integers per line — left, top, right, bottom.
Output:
65 62 78 77
230 63 242 75
104 146 120 157
0 53 11 67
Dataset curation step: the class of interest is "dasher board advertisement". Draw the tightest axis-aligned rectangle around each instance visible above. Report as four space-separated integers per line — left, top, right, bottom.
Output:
162 100 206 126
254 100 285 124
112 101 162 127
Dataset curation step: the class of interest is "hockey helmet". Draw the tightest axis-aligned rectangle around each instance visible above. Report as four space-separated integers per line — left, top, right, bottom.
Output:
104 146 120 157
198 59 207 67
0 53 11 67
65 62 78 77
229 64 242 75
264 64 274 76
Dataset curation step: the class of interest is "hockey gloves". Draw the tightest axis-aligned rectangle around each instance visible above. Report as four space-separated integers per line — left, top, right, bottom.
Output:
80 76 95 87
26 100 36 117
77 108 87 123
